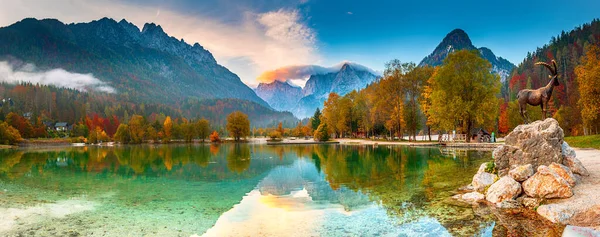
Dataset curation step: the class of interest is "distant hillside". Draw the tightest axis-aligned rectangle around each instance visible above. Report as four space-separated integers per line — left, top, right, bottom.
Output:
0 17 269 107
0 82 297 128
255 63 379 118
420 29 515 82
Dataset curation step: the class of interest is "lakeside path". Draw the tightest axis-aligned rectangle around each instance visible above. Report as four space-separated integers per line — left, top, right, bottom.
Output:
537 148 600 230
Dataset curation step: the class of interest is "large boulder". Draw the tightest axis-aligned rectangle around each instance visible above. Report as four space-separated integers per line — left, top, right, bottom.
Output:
562 155 590 177
561 141 576 158
522 165 573 199
548 162 576 187
561 142 590 176
486 176 522 204
494 118 564 176
472 172 496 192
508 164 534 182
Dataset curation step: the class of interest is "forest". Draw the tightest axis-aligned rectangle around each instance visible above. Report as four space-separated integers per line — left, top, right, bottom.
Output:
0 82 296 144
502 19 600 136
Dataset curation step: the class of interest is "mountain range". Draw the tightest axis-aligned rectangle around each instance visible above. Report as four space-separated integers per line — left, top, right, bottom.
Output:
419 29 515 82
0 17 301 127
255 63 380 118
0 18 517 125
0 17 268 107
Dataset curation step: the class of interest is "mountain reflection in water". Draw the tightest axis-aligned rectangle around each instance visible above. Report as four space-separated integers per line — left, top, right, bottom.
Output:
0 144 495 236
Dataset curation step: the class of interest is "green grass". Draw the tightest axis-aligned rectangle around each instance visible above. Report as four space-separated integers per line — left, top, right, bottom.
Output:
564 135 600 149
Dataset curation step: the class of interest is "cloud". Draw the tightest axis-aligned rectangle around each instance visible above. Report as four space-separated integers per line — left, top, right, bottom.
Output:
0 61 115 93
257 61 381 87
0 0 321 86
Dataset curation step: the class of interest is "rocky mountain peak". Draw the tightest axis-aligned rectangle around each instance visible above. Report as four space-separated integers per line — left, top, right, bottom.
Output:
420 29 515 82
141 22 165 35
442 29 473 48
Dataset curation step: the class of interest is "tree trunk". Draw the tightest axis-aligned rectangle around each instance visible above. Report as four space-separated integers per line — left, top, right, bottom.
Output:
427 126 431 141
466 120 472 143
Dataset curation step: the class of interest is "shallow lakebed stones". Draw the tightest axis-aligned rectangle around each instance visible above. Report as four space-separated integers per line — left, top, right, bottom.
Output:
460 192 485 203
522 165 573 199
485 176 521 204
493 118 564 176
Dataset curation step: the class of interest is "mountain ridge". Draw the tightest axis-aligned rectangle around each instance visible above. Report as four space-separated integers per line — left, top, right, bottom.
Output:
0 17 270 107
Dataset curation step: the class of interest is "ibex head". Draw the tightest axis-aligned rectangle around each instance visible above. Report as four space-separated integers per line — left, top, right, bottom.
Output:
535 60 559 86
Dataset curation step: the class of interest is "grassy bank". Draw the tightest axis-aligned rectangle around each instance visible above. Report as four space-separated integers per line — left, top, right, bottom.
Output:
564 135 600 149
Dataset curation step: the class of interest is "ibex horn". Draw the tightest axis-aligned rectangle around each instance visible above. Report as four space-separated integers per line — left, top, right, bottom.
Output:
552 60 558 76
535 61 556 76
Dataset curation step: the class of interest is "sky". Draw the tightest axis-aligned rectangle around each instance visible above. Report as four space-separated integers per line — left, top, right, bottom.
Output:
0 0 599 87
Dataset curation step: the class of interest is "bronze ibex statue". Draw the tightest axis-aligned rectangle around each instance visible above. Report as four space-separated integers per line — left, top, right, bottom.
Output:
517 60 560 124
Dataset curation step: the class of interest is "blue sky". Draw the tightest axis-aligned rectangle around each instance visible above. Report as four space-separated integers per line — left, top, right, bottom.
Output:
1 0 599 86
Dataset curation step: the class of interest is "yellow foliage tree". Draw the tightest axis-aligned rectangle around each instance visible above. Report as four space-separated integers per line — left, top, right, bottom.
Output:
163 116 173 143
226 111 250 141
575 44 600 135
427 49 500 142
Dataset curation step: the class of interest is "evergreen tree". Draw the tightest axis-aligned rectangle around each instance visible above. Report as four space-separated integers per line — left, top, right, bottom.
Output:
311 108 321 131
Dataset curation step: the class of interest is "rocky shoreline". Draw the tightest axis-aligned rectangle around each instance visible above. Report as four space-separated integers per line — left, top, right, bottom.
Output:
452 119 599 236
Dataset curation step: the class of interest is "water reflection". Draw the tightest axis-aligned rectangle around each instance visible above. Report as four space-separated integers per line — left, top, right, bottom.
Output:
0 144 495 236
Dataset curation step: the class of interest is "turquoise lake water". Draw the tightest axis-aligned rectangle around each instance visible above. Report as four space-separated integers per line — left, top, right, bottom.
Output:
0 144 498 236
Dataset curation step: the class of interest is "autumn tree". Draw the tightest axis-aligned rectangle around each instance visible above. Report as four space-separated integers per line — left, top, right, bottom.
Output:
181 119 196 143
293 121 304 137
420 67 438 141
352 90 371 138
6 112 33 138
114 124 131 143
314 123 330 141
195 118 211 142
379 60 409 138
322 93 340 137
226 111 250 141
276 122 284 135
0 121 23 145
163 116 173 143
427 49 500 142
403 64 435 141
128 115 146 144
209 131 221 143
575 44 600 135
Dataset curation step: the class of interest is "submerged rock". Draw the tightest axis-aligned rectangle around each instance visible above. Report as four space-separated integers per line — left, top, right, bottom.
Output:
461 192 485 203
508 164 534 182
493 118 564 176
486 176 521 204
522 165 573 199
548 162 576 187
517 196 543 209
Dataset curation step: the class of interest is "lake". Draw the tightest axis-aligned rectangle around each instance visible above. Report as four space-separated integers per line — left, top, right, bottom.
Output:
0 144 497 236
